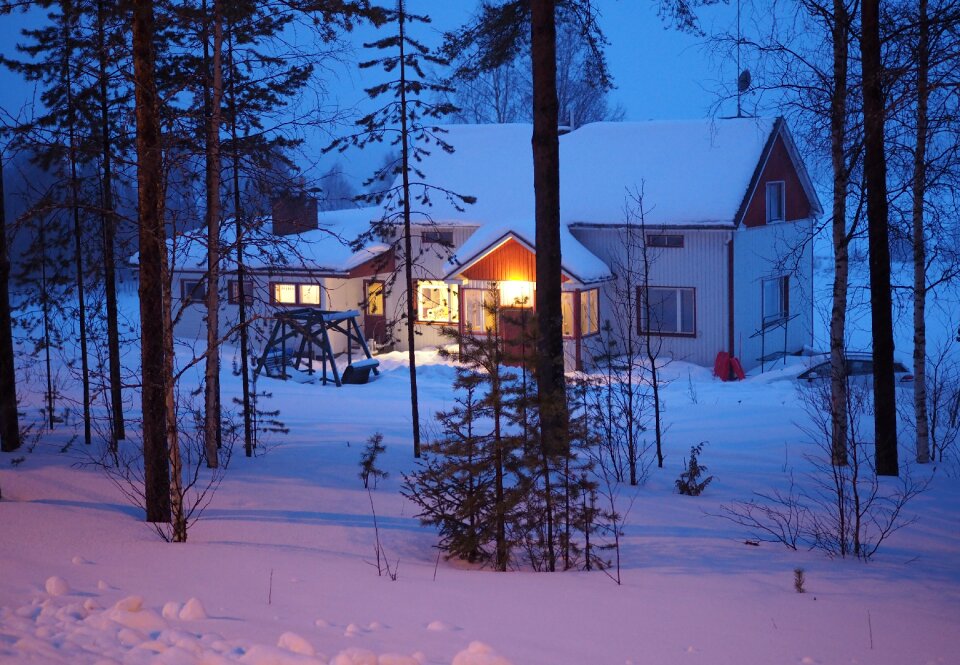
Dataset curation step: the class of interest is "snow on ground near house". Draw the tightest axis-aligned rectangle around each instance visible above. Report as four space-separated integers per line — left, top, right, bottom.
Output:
2 259 960 664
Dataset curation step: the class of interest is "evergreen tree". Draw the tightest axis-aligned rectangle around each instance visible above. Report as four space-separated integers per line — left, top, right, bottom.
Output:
327 0 471 459
0 158 20 454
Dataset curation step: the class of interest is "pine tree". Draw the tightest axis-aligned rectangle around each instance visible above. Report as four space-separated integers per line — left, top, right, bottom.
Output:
327 0 471 459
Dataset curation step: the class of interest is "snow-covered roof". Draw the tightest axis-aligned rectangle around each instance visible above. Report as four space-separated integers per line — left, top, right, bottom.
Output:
138 207 388 275
389 119 786 282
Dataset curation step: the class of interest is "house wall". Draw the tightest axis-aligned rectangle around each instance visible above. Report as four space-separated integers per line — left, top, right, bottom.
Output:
571 227 731 368
732 218 814 371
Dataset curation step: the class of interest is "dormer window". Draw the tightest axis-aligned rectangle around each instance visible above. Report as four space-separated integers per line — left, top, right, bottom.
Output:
766 181 786 223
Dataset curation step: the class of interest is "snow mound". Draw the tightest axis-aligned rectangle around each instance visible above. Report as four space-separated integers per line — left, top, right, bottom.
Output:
344 622 365 637
240 644 326 664
426 620 453 632
113 595 144 612
162 601 182 620
331 646 378 665
376 654 420 665
44 575 70 596
71 555 91 565
451 641 513 665
179 597 208 620
278 631 316 656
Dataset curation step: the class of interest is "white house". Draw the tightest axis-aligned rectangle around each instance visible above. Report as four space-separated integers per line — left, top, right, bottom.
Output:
172 117 821 373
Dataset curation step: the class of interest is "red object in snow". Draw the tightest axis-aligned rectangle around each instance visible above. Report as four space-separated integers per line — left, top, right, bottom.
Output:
714 351 731 381
730 356 746 381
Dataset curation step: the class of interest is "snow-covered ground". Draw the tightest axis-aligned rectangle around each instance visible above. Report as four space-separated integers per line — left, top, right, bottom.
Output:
2 264 960 664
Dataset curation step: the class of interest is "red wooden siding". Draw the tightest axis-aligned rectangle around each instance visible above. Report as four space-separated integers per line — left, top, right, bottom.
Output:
462 238 537 281
742 134 812 228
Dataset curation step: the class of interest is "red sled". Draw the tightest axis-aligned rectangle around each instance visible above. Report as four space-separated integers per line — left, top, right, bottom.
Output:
714 351 731 381
729 356 746 381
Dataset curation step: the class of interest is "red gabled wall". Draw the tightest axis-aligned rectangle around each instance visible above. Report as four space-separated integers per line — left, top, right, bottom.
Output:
742 134 812 228
463 238 537 281
348 248 396 278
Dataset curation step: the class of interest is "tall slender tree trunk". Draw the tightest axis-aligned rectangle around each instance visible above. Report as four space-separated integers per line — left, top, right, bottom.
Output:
397 0 422 459
132 0 171 523
830 0 851 466
861 0 899 476
97 0 125 444
226 22 254 458
63 5 92 447
203 0 224 468
912 0 930 464
39 214 55 430
530 0 564 573
0 160 20 454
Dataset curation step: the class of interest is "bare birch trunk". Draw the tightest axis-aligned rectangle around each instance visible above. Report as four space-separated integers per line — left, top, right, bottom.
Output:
829 0 850 466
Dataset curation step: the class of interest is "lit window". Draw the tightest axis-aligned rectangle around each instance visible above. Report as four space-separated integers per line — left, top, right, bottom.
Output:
300 284 321 305
417 280 459 323
647 234 683 248
639 287 695 336
499 281 534 308
181 279 206 305
580 289 599 336
763 275 789 324
273 283 297 304
766 181 785 223
462 288 497 333
366 282 384 315
560 289 600 337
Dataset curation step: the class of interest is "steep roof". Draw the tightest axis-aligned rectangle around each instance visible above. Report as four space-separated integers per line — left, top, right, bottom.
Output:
387 119 806 282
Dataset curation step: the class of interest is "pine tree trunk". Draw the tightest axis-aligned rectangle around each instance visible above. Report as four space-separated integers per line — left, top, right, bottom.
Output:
861 0 899 476
97 0 125 444
912 0 930 464
226 24 253 458
204 0 224 469
132 0 172 523
531 0 564 573
830 0 850 466
0 160 21 453
63 7 92 447
397 0 422 459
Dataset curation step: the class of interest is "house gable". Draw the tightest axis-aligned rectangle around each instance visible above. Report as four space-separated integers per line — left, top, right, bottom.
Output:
738 126 816 228
461 237 537 282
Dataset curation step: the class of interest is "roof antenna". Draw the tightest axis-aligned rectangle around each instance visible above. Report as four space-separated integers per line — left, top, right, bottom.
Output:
735 0 751 118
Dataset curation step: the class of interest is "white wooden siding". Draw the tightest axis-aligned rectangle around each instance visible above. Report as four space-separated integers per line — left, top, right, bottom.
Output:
571 227 731 367
732 219 814 370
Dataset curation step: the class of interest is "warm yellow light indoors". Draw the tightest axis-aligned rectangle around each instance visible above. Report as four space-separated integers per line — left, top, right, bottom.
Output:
500 281 534 307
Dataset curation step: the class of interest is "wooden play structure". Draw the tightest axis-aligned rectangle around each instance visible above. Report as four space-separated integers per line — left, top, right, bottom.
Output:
253 309 380 387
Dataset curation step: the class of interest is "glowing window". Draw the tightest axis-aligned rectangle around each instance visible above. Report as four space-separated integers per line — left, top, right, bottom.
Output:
500 281 534 308
300 284 321 305
273 283 297 304
417 281 459 323
462 289 497 333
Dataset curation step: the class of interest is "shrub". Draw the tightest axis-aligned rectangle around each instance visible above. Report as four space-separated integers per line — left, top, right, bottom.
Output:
676 442 714 496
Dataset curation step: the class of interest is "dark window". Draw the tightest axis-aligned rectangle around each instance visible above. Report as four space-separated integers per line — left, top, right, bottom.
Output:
422 230 454 245
762 275 790 324
228 280 254 305
647 234 683 248
181 279 206 305
639 287 696 336
766 181 786 223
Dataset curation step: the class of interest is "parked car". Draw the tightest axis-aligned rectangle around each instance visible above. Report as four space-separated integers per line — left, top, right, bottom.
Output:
797 352 914 387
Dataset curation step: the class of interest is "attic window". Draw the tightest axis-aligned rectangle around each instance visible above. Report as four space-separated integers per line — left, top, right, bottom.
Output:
766 181 786 223
422 230 453 245
647 234 683 248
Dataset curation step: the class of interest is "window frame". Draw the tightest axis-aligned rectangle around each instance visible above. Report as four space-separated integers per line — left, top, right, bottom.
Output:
762 275 790 325
646 234 684 249
461 287 498 334
181 278 207 306
228 279 254 305
421 229 454 245
416 280 459 324
765 180 786 223
269 281 323 307
561 289 600 339
637 285 697 337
